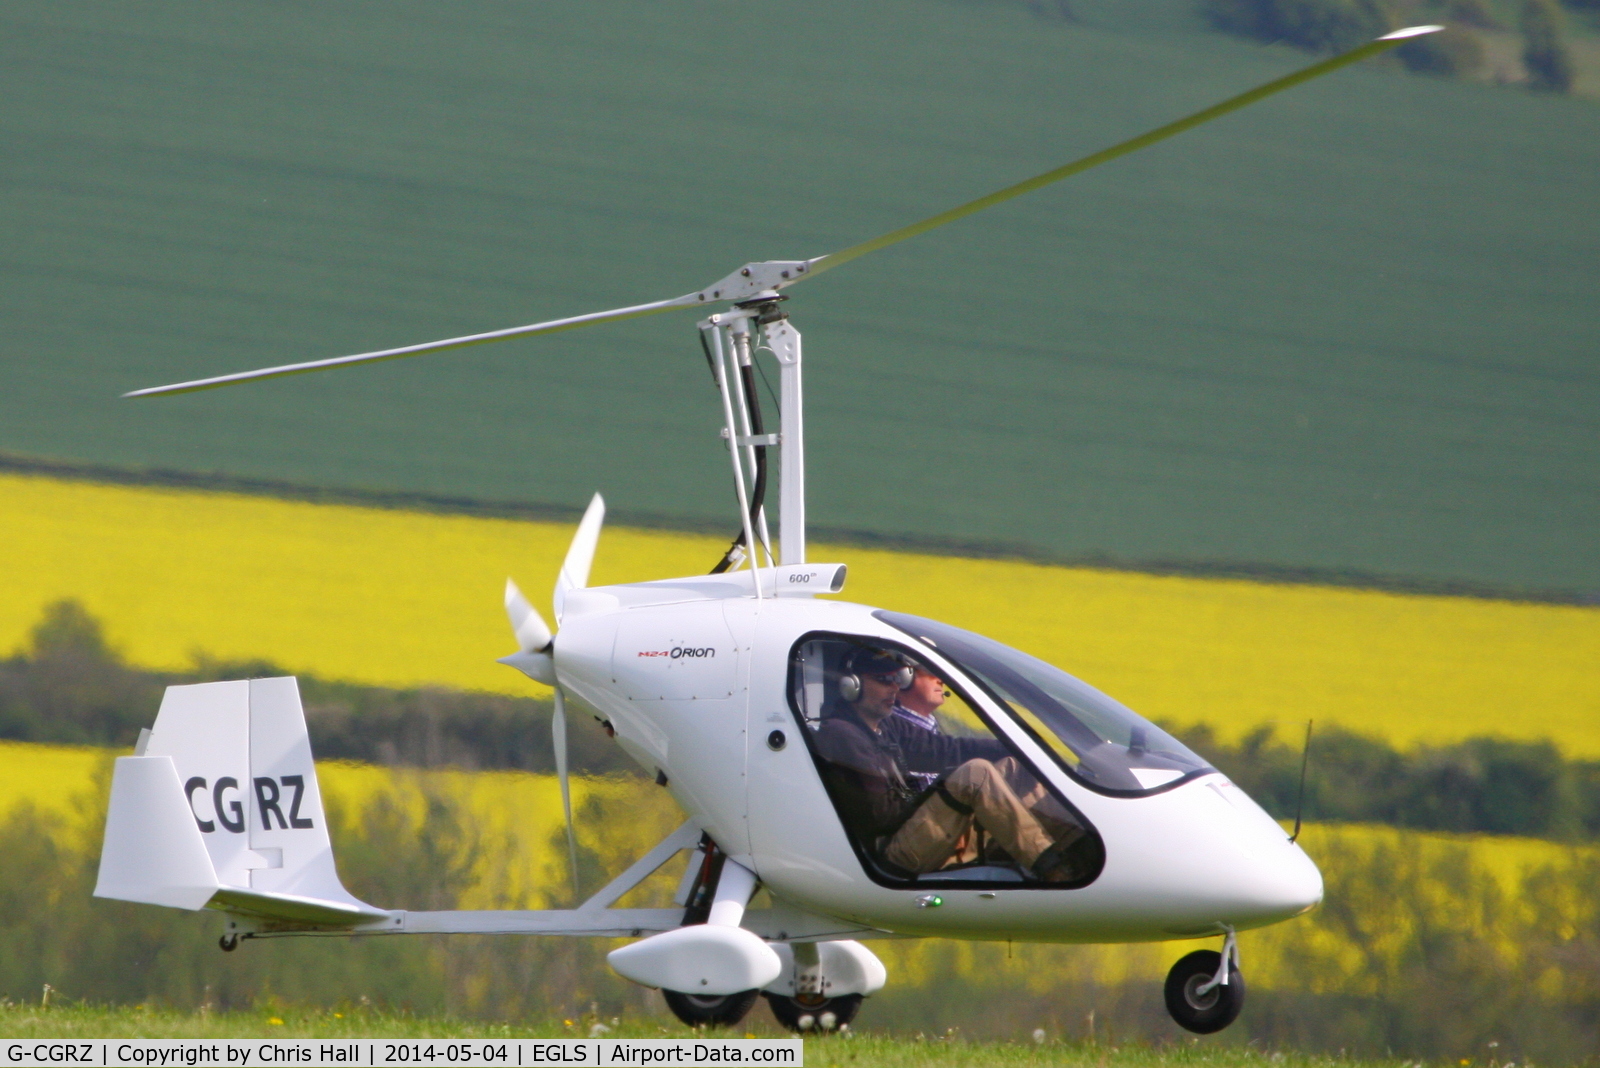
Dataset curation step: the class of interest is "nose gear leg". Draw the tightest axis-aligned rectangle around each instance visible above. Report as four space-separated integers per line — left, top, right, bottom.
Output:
1195 925 1239 996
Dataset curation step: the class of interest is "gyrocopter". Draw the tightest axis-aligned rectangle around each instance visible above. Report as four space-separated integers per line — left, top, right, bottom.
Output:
97 26 1440 1035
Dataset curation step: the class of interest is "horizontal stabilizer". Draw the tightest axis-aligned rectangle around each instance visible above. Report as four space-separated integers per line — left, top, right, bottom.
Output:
210 887 392 927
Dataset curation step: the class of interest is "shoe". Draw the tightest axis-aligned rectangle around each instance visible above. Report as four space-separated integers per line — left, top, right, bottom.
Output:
1031 834 1092 883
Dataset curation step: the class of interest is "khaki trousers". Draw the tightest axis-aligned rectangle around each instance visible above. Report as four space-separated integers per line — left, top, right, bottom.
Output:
883 756 1083 875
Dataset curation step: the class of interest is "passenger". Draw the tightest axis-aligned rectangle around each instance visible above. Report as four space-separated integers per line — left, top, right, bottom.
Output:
813 647 1091 882
891 666 946 794
892 667 946 734
890 666 977 859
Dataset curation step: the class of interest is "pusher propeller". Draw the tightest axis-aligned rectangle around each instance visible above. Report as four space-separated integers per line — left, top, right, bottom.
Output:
498 493 607 898
502 579 553 662
123 26 1439 401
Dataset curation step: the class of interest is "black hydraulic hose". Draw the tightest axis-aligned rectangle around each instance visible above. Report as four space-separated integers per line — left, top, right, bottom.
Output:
709 350 769 574
741 359 769 530
709 539 743 574
681 834 727 926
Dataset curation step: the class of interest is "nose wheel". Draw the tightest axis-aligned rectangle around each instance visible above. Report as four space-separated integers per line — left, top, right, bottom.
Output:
662 989 760 1028
763 992 863 1033
1164 944 1245 1034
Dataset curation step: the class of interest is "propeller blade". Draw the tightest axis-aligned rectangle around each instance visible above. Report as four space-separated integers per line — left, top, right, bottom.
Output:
122 293 703 398
552 686 580 899
553 493 606 626
504 577 553 653
801 25 1443 280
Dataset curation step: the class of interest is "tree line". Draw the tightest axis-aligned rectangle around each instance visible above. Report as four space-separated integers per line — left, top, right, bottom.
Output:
1199 0 1584 92
0 601 630 777
1185 720 1600 840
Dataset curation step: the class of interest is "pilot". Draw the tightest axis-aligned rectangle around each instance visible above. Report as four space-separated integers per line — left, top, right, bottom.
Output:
892 667 946 734
813 647 1091 883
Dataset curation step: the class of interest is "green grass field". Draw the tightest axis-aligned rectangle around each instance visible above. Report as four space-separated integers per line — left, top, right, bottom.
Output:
0 1005 1423 1068
0 0 1595 599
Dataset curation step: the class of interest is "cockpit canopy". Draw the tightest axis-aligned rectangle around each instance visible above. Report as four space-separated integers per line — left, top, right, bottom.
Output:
875 611 1212 795
783 613 1210 890
787 630 1105 888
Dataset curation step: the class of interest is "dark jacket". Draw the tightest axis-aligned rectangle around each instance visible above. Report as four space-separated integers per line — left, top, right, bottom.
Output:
812 708 1006 840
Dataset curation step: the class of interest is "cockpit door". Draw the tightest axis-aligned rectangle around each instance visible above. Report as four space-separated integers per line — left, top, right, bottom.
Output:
611 600 751 856
740 605 872 898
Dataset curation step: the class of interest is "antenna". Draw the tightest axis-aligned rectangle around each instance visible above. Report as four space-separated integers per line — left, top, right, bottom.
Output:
1290 719 1314 843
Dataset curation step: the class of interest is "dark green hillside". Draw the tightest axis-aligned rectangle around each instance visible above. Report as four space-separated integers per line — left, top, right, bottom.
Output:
1 0 1595 597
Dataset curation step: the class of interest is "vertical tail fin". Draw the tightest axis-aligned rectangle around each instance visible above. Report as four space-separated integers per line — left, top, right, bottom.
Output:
96 677 385 924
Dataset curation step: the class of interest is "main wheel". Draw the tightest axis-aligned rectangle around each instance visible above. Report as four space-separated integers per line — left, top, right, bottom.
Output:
763 992 863 1033
662 988 760 1028
1164 950 1245 1034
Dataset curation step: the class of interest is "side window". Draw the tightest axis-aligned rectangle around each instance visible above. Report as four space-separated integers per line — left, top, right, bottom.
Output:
789 635 1103 889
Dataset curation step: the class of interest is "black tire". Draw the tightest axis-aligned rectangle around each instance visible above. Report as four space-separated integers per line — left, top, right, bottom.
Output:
1164 950 1244 1034
662 988 760 1028
763 991 864 1033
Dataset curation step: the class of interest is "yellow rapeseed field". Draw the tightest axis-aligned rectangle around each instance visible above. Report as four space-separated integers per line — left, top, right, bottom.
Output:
2 472 1597 752
0 740 109 823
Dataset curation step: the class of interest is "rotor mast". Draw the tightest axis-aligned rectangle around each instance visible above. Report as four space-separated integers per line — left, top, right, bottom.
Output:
769 315 804 566
701 292 806 575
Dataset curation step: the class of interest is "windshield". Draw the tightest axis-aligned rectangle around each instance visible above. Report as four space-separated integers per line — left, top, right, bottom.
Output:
876 611 1212 795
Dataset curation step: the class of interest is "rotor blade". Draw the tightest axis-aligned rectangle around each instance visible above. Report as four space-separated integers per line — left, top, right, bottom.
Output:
553 492 606 626
552 686 580 899
803 25 1442 279
123 293 701 398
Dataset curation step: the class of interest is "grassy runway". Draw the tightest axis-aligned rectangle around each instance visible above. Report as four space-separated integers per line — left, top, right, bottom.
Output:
0 1005 1421 1068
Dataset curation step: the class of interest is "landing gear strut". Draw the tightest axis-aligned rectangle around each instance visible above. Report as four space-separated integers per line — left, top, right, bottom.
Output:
1164 929 1244 1034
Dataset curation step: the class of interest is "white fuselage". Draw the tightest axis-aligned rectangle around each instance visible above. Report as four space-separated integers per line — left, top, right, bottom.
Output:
553 569 1322 945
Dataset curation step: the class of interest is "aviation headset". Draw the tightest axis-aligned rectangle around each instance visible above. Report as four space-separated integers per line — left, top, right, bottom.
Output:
838 648 914 703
